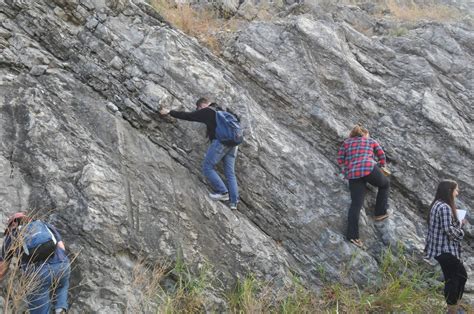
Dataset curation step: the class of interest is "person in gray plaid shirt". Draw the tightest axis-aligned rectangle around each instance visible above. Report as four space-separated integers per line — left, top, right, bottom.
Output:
425 180 467 314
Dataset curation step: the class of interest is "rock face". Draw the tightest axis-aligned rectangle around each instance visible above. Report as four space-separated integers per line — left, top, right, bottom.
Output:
0 0 472 312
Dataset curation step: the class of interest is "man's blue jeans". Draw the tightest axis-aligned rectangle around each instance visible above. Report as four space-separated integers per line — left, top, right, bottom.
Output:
202 140 239 204
26 260 71 314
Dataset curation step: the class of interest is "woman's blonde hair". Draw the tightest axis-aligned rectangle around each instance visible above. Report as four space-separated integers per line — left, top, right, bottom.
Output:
349 124 368 137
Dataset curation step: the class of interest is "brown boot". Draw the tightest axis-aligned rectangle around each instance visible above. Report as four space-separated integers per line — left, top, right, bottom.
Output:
447 304 457 314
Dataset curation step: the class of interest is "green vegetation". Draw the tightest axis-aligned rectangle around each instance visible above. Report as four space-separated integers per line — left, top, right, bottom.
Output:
160 255 212 313
390 27 409 37
322 244 445 313
133 244 473 313
228 274 269 313
132 253 213 313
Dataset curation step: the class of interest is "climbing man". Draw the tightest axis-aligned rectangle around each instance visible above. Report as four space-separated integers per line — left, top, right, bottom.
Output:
160 97 242 210
0 212 71 314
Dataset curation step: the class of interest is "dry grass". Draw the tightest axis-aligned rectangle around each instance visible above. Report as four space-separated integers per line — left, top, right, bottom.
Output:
228 274 274 313
227 245 474 313
125 245 474 313
2 213 45 312
385 0 462 22
130 256 212 313
1 212 76 313
3 253 41 312
319 0 463 22
129 257 169 312
228 274 325 313
150 0 241 54
148 0 465 54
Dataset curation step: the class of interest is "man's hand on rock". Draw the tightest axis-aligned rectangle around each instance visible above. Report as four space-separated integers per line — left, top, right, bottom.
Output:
159 108 170 116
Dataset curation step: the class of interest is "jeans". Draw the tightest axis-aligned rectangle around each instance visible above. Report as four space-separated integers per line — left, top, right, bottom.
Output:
26 260 71 314
347 166 390 240
435 253 467 305
202 140 239 204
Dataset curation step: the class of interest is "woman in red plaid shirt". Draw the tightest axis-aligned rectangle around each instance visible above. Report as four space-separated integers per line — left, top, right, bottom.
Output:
337 125 390 248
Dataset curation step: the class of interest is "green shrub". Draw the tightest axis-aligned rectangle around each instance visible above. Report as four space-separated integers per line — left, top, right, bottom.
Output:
133 244 470 313
390 27 409 37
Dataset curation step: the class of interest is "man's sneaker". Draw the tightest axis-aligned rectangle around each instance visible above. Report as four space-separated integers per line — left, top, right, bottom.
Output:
209 192 229 201
230 203 238 210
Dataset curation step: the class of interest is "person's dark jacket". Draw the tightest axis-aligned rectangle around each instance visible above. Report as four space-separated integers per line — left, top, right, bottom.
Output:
170 106 218 140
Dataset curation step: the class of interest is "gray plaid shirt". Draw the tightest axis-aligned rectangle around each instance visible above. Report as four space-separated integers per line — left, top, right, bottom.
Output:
425 200 464 259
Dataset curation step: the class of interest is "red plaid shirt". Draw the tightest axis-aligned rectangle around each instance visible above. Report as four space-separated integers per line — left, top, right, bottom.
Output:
337 136 386 179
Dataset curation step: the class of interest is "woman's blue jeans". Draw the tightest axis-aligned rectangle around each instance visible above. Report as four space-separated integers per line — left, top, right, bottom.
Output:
26 260 71 314
202 140 239 204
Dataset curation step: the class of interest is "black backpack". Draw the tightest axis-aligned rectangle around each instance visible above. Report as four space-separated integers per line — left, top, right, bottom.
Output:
19 220 57 264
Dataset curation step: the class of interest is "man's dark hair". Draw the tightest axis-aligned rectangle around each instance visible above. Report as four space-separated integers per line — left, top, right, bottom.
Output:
196 97 210 109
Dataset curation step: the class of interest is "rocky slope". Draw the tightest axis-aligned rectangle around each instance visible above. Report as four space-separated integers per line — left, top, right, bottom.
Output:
0 0 472 312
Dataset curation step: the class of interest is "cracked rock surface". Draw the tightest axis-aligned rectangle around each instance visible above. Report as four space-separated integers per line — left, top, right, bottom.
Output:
0 0 472 311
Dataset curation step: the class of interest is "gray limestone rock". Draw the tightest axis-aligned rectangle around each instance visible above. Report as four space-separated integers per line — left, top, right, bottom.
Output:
0 0 472 311
30 65 48 76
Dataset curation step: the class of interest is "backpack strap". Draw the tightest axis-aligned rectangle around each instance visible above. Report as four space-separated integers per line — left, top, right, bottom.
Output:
46 226 57 245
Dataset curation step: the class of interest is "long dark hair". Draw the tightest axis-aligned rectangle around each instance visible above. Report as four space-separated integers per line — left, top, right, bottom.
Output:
429 180 458 223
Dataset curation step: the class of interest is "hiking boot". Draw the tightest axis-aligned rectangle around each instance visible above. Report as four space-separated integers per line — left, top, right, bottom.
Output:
380 167 391 176
349 238 364 248
374 213 389 221
447 305 458 314
230 203 238 210
209 192 229 201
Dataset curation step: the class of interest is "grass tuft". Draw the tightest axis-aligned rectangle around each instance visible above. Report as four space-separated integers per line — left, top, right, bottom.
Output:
228 274 271 313
386 0 462 22
131 254 214 313
1 211 78 313
227 244 457 313
149 0 241 54
128 244 472 313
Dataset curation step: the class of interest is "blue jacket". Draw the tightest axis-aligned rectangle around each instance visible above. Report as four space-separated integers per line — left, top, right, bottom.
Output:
1 221 69 268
